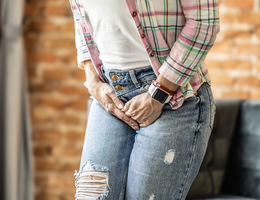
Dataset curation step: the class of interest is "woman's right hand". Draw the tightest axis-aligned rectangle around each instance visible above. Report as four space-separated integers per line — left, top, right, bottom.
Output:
83 60 140 130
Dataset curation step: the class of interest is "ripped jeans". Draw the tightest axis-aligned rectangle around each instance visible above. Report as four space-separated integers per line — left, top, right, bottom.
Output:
74 64 216 200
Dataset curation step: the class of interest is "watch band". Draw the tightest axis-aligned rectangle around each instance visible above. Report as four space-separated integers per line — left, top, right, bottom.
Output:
152 80 175 95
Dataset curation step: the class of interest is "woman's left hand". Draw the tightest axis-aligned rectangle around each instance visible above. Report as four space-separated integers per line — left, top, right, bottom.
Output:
122 92 164 128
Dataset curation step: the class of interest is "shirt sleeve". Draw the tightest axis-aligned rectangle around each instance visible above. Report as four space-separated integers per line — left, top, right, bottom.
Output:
69 0 91 70
158 0 220 87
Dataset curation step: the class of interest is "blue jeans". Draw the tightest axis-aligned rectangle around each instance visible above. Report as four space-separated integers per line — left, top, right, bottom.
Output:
74 64 216 200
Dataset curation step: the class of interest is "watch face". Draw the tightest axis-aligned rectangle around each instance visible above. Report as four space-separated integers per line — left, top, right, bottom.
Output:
152 88 168 103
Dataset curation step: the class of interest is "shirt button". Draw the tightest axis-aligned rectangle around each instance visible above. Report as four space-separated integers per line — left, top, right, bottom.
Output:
111 74 118 81
115 85 122 91
132 11 137 17
140 33 145 38
149 51 156 57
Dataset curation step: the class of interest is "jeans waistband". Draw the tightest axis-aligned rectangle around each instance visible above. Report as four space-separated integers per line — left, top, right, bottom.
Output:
100 64 156 86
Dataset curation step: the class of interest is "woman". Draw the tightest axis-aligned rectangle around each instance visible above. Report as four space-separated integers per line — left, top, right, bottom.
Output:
69 0 220 199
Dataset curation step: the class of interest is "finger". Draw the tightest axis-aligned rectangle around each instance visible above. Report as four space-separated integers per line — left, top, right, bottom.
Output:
103 100 139 129
139 120 151 127
129 105 148 120
107 91 124 110
139 115 158 127
104 103 115 114
133 114 148 124
122 100 131 112
113 108 140 130
125 103 140 116
139 122 148 127
131 110 147 122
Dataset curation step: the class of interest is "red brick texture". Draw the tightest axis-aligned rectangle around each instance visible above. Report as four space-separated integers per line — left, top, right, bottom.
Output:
24 0 260 199
24 0 89 199
207 0 260 99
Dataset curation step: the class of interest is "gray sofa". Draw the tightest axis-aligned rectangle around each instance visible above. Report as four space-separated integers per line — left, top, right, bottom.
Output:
187 99 260 200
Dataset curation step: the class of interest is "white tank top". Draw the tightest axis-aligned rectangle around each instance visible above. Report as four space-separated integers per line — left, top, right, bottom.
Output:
82 0 151 70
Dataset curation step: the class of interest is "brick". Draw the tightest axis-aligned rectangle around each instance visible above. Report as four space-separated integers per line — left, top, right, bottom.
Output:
210 74 234 86
251 90 260 98
52 144 82 157
27 51 56 63
27 66 37 78
220 13 236 23
220 11 260 25
35 159 57 171
221 91 250 98
234 76 260 86
31 106 57 123
25 20 56 33
69 99 88 111
34 146 52 157
26 3 71 17
210 41 233 53
43 5 71 16
223 60 252 70
59 53 77 63
65 131 85 142
57 114 81 125
33 129 62 142
42 68 71 81
34 96 69 109
237 12 260 25
72 69 86 80
35 174 74 189
57 85 88 96
206 59 252 72
236 43 260 56
34 155 80 172
222 29 252 40
35 192 74 200
222 0 254 9
28 82 55 93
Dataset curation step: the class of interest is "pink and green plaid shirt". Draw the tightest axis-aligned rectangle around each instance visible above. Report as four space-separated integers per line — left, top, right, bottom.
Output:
69 0 220 110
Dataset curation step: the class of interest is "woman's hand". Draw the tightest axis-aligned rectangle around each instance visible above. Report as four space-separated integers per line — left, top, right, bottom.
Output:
122 92 164 127
83 60 139 130
122 74 179 127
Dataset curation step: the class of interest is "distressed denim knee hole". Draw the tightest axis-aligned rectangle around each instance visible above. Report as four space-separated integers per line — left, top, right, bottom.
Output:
74 160 110 200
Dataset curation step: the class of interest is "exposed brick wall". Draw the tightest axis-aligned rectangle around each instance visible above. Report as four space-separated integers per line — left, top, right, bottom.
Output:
206 0 260 98
24 0 260 200
24 0 89 199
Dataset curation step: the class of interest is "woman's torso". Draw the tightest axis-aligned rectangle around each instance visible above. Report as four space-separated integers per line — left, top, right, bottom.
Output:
82 0 151 70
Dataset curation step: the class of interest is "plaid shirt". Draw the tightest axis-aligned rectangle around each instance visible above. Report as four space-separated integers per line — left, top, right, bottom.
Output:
69 0 220 110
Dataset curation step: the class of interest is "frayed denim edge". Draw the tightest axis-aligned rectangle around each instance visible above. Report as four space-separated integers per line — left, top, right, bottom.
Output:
74 159 111 200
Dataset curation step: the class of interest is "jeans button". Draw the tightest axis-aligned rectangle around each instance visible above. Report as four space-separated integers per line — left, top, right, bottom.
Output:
111 74 118 81
115 85 122 91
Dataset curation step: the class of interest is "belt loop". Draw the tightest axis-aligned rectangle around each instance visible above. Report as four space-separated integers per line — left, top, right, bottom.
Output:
129 70 139 87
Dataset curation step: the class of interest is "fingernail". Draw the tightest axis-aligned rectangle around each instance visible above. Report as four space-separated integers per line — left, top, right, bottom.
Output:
133 126 139 130
118 104 123 109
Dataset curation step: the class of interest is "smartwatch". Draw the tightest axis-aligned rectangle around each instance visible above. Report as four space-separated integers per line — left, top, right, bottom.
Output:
148 80 174 104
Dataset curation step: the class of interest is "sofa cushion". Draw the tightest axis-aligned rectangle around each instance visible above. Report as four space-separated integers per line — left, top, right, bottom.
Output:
188 99 242 198
222 100 260 198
